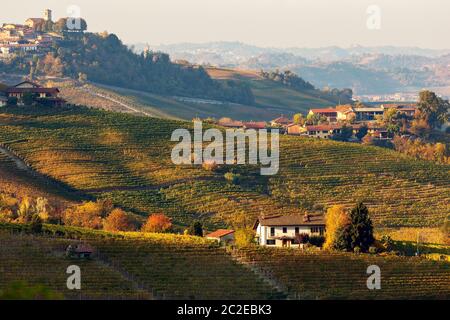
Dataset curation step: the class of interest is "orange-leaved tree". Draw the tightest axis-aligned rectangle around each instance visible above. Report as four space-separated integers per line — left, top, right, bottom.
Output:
103 208 135 232
141 213 172 233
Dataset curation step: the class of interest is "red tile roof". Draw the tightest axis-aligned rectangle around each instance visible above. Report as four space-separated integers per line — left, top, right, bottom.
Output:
310 108 338 114
243 121 267 129
205 229 235 238
217 120 243 128
256 214 325 227
272 116 292 125
306 124 343 131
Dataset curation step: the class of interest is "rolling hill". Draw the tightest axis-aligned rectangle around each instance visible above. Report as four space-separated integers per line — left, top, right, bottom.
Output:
0 105 448 231
72 67 341 122
1 224 448 300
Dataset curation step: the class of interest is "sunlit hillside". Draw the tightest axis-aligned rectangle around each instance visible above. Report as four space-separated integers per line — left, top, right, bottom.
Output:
0 106 448 231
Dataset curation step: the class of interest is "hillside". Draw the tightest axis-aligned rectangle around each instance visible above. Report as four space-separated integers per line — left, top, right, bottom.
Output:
0 226 281 300
79 67 341 121
0 106 448 231
1 225 448 300
0 33 254 105
236 247 450 299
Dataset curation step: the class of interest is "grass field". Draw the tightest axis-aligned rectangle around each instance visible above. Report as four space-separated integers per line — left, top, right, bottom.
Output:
0 106 448 232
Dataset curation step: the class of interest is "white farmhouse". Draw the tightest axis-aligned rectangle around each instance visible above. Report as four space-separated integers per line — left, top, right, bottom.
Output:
254 214 325 248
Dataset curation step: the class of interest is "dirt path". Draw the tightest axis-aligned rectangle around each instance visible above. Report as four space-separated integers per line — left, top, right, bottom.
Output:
0 144 33 172
79 86 156 117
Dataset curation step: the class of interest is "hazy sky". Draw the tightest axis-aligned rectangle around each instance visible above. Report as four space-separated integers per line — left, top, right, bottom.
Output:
1 0 449 48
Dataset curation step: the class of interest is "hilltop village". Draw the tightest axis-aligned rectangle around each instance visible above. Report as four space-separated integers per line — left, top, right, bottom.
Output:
0 9 86 59
210 103 418 143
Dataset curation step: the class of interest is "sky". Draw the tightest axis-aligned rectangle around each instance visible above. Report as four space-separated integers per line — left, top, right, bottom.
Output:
1 0 449 49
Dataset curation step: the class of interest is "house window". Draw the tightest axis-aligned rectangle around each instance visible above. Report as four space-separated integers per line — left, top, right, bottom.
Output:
270 227 275 237
266 239 276 245
295 227 299 234
311 227 325 235
282 227 287 233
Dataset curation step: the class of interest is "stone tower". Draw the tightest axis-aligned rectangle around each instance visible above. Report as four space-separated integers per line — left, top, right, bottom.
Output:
44 9 52 22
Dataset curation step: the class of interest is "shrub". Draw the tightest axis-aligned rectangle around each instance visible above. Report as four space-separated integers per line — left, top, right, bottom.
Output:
186 221 203 237
309 235 325 247
380 235 394 250
202 161 218 172
353 246 361 254
234 228 255 247
368 246 378 254
141 213 172 233
103 208 134 232
224 172 241 184
296 233 310 244
30 214 43 234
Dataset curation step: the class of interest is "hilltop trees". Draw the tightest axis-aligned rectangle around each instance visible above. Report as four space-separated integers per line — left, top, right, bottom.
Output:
416 90 449 130
260 69 315 91
53 33 254 104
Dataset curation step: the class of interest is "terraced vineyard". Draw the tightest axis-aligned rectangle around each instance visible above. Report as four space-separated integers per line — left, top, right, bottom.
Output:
0 106 448 230
236 247 450 299
0 229 280 300
0 231 149 299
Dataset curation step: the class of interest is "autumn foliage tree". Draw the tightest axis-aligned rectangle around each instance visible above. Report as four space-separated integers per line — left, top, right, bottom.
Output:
103 208 134 232
141 214 172 233
323 205 350 250
335 202 375 252
63 199 113 229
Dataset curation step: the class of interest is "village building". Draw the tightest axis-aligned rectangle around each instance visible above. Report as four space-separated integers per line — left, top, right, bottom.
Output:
242 121 267 130
308 108 338 122
217 119 244 129
254 214 325 248
66 243 94 259
353 107 384 121
0 95 8 107
380 104 417 117
270 115 292 128
205 229 235 245
304 124 344 139
286 123 306 135
5 81 65 106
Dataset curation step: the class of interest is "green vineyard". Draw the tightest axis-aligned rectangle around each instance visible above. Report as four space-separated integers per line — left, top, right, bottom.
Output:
236 246 450 299
0 106 448 230
0 229 281 300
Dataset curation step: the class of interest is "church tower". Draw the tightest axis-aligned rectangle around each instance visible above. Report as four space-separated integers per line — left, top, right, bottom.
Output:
44 9 52 22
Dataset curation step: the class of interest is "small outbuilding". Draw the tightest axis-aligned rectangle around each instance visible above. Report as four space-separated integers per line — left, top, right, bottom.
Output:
66 243 94 259
205 229 235 245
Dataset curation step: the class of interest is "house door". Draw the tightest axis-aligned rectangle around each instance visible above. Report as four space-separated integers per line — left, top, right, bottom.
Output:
282 240 290 248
